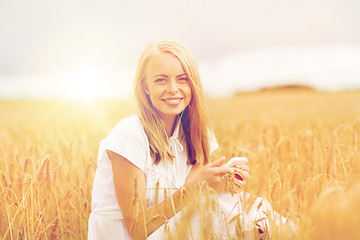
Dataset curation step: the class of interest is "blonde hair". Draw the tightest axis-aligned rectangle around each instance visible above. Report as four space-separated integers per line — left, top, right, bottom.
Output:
133 40 210 165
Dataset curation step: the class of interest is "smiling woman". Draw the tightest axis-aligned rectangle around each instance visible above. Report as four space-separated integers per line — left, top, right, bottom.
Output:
88 40 295 240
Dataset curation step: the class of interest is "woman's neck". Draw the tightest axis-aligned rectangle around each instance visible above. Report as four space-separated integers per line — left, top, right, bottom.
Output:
161 115 177 138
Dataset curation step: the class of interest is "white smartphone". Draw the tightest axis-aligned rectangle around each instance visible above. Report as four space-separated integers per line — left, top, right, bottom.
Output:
224 157 248 167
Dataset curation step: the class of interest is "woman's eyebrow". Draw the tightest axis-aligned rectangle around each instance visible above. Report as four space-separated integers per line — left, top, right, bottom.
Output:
177 74 187 77
152 74 168 78
152 73 186 78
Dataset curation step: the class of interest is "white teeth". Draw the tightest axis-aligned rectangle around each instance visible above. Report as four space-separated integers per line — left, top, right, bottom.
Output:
164 99 181 103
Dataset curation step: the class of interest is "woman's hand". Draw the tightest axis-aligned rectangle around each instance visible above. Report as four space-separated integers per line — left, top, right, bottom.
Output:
230 162 250 192
184 156 251 194
184 157 226 192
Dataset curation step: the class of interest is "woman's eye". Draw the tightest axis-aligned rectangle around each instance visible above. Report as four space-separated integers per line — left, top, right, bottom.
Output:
178 77 188 82
155 78 166 83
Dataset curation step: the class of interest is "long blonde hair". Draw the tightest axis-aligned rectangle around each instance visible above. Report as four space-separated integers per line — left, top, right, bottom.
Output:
133 40 210 165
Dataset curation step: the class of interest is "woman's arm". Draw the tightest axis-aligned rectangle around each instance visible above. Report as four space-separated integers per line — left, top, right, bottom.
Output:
108 150 245 239
109 150 192 239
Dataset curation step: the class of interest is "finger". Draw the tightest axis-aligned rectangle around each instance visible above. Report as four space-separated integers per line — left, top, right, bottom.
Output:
235 164 250 173
232 168 246 181
235 169 250 181
228 167 241 179
234 172 244 181
211 166 232 177
235 180 246 189
207 156 225 168
229 178 246 192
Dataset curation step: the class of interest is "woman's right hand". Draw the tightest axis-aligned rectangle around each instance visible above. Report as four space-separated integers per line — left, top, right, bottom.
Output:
184 157 231 192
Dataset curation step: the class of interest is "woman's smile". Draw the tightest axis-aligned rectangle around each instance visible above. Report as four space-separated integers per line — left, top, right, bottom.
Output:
162 97 183 105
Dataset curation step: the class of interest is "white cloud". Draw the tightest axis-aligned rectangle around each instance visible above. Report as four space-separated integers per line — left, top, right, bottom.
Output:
1 0 360 98
200 44 360 96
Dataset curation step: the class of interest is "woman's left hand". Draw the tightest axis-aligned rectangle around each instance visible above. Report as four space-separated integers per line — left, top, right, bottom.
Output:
228 163 250 193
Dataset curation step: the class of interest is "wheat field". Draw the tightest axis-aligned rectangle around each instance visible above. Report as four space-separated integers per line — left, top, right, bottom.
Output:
0 90 359 239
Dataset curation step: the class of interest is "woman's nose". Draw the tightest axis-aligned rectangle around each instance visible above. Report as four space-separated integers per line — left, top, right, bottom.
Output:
167 80 179 94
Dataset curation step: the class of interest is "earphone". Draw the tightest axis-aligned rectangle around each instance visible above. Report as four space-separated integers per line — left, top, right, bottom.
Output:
145 89 150 95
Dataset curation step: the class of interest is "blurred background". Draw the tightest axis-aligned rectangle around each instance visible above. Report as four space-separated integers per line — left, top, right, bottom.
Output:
1 0 359 100
1 2 360 239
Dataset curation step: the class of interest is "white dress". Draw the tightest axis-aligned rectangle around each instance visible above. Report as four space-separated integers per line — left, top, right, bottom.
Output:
88 115 293 240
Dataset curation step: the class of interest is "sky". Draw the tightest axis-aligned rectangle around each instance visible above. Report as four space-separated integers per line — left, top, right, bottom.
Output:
0 0 360 99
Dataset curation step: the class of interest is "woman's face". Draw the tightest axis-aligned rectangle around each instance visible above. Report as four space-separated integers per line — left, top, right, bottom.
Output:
144 52 192 122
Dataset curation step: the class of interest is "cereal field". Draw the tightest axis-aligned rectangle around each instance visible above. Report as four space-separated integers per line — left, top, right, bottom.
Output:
0 90 359 239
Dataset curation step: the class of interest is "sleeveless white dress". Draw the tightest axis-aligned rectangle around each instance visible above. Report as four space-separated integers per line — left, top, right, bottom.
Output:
88 115 294 239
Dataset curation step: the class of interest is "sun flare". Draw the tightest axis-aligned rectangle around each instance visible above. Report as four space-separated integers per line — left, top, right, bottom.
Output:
65 68 105 101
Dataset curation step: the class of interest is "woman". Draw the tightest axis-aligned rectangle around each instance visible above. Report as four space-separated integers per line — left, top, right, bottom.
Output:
88 40 291 239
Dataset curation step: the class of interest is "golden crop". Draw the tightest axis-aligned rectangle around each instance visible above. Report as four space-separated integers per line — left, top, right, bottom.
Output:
0 90 359 239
